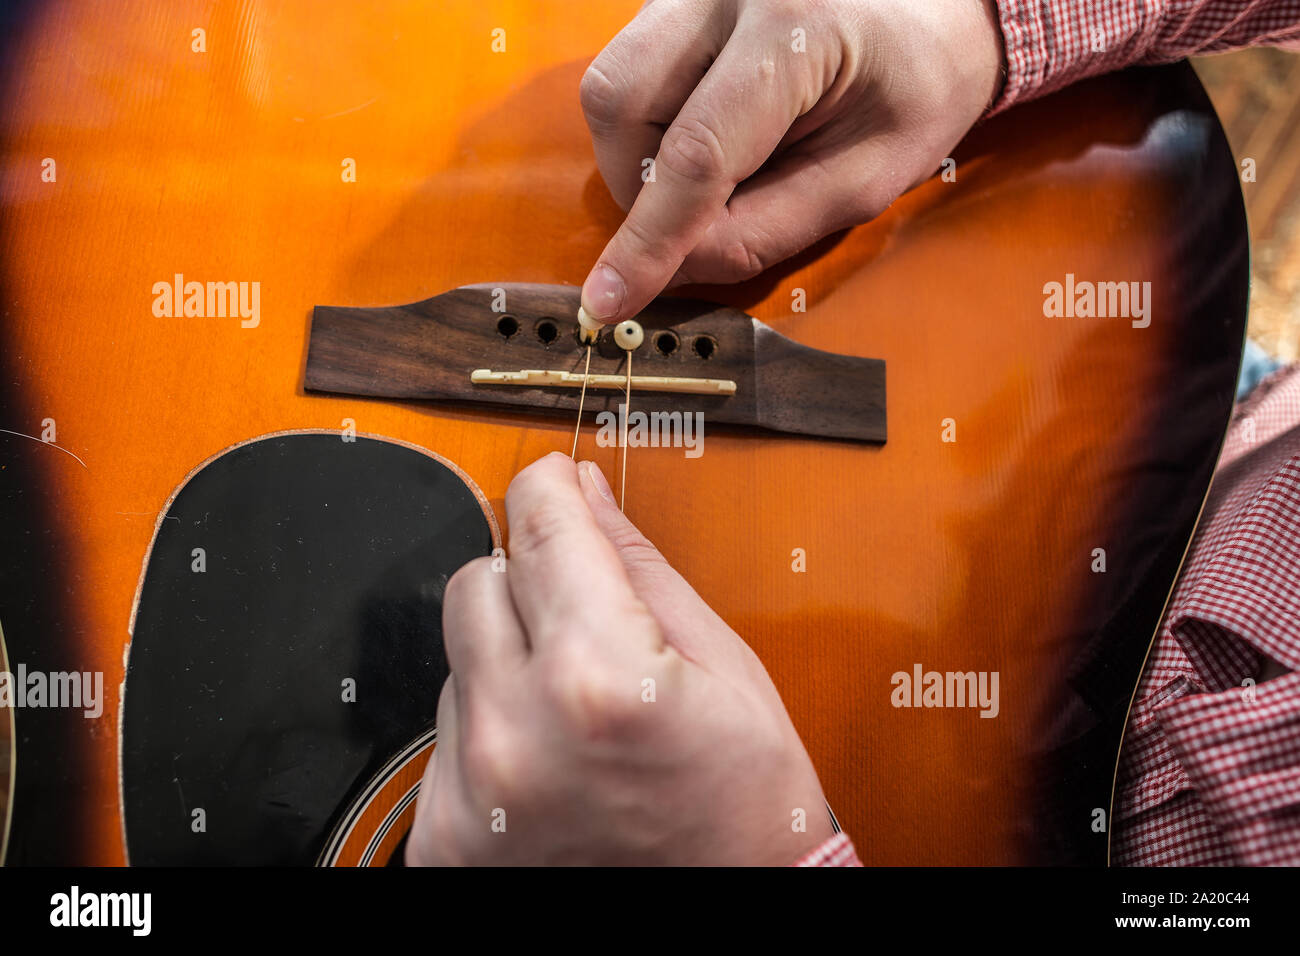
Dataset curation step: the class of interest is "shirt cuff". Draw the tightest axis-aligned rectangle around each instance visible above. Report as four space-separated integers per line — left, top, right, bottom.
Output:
1155 672 1300 866
791 832 862 867
989 0 1300 114
989 0 1161 113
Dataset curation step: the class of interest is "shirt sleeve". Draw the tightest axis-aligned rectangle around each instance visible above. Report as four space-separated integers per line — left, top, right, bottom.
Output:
791 832 862 866
1154 672 1300 865
990 0 1300 113
1151 454 1300 865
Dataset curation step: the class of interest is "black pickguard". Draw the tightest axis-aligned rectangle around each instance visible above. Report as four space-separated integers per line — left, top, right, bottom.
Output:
121 433 492 865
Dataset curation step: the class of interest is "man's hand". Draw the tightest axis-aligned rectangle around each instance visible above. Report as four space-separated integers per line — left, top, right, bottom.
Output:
579 0 1005 323
406 452 833 865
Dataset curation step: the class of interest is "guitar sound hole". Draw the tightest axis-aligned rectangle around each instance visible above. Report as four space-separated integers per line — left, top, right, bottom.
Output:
693 335 717 360
496 316 518 338
655 331 679 355
535 318 559 344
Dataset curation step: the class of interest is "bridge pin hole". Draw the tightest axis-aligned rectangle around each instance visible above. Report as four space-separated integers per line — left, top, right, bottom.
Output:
535 318 559 345
692 335 718 360
654 331 680 356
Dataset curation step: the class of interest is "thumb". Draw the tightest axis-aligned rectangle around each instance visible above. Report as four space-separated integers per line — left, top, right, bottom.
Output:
575 459 767 680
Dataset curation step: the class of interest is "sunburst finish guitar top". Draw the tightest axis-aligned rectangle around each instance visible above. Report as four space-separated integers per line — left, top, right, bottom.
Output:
0 0 1245 865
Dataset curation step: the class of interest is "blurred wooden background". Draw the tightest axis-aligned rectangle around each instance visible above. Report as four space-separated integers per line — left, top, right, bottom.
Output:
1195 48 1300 363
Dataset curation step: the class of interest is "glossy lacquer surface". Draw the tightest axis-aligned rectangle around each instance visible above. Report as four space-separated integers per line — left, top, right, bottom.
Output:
0 0 1245 864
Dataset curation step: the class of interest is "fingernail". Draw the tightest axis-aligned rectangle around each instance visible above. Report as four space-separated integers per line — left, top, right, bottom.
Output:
582 461 615 503
582 263 626 320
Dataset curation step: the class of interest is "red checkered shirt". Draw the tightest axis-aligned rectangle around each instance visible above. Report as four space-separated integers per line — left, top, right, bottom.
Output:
991 0 1300 113
800 0 1300 867
792 832 860 867
1113 366 1300 866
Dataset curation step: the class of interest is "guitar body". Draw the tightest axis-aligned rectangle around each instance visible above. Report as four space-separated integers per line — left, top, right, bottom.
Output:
0 1 1245 865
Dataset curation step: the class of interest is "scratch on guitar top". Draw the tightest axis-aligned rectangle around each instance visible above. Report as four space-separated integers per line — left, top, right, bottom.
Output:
320 96 379 120
0 428 88 467
172 756 188 819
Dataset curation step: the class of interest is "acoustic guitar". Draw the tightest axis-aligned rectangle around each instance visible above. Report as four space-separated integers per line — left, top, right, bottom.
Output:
0 0 1246 866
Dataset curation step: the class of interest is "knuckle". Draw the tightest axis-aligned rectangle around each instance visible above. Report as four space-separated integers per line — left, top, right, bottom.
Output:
716 238 766 282
445 555 493 602
559 671 639 739
693 214 774 283
579 60 629 129
460 717 522 795
604 527 673 576
508 500 570 555
618 211 677 261
850 185 895 224
544 643 648 738
659 117 728 185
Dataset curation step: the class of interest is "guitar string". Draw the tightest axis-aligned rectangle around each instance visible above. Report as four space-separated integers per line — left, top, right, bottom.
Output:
568 317 631 511
570 342 593 459
620 350 631 512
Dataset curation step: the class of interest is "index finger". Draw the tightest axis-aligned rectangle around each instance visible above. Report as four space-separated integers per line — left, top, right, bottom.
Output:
580 21 811 324
581 0 725 211
503 452 660 656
